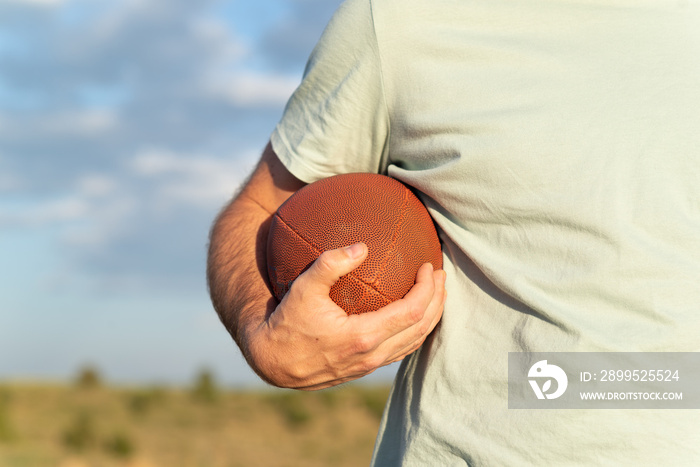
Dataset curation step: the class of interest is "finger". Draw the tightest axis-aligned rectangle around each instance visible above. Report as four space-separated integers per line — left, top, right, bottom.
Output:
353 262 437 340
303 277 446 389
429 272 447 330
294 242 368 295
331 263 438 370
285 271 447 391
381 270 447 364
419 269 447 338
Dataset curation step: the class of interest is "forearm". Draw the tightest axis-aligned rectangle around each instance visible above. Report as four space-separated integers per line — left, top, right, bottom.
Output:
206 193 276 364
206 143 306 381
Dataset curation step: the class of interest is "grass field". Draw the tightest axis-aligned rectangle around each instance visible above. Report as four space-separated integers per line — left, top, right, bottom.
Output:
0 372 390 467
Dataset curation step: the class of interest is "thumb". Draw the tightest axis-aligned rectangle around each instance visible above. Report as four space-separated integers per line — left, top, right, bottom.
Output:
296 242 367 295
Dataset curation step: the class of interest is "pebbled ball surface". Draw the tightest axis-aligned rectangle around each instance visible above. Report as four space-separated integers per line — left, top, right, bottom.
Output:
266 173 443 315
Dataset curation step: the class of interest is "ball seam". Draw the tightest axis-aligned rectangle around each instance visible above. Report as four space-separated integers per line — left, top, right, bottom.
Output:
371 187 411 293
275 212 397 303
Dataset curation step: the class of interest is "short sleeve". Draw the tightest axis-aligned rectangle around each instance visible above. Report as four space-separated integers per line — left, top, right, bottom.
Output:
270 0 390 183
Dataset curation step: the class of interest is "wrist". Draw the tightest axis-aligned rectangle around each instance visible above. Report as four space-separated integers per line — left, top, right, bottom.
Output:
243 319 292 388
235 299 290 386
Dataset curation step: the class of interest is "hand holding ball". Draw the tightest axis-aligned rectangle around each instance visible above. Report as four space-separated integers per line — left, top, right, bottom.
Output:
267 173 442 315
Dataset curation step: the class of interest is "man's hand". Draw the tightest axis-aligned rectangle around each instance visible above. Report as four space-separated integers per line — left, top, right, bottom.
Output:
247 242 447 390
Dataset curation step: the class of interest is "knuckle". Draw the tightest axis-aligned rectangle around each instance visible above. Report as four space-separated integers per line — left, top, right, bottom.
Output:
386 312 407 331
358 355 383 374
408 302 426 323
409 342 425 356
343 332 377 357
426 275 437 294
351 333 375 354
314 251 336 275
285 366 312 386
417 320 431 337
287 282 309 305
409 338 426 354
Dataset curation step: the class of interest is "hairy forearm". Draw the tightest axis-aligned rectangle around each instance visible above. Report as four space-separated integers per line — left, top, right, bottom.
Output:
206 144 306 381
206 193 276 365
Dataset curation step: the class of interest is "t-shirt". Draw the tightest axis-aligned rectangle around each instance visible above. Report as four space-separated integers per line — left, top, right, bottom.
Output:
270 0 700 464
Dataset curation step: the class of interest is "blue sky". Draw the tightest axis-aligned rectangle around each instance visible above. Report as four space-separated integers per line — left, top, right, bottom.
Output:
0 0 398 387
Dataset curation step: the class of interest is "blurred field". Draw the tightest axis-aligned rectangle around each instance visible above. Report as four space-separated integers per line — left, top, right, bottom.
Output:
0 370 390 467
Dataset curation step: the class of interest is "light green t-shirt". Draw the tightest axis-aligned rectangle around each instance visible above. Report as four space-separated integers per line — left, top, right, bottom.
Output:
271 0 700 464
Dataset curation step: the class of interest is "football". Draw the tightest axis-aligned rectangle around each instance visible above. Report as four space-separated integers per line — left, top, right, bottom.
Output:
266 173 442 314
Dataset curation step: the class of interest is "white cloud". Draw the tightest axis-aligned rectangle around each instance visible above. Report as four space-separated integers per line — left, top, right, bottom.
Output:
0 154 22 192
190 17 247 62
205 71 300 107
0 171 135 249
0 146 251 247
43 110 118 134
77 174 118 197
60 194 137 248
130 147 253 208
0 196 89 227
0 110 118 139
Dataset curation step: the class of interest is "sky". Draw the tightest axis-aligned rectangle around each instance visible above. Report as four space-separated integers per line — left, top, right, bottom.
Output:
0 0 399 387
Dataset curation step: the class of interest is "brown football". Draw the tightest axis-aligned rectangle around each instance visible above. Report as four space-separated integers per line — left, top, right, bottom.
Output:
266 173 442 315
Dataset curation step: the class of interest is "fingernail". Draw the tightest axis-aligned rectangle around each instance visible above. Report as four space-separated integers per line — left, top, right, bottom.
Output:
345 242 365 259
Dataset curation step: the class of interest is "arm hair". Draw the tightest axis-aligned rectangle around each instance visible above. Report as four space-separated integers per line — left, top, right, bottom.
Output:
206 143 306 373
